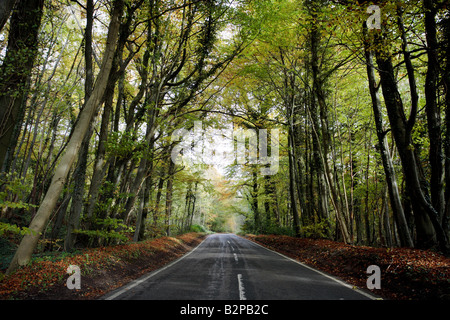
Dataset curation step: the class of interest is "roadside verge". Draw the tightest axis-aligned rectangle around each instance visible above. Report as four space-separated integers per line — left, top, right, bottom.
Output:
244 234 450 300
0 232 206 300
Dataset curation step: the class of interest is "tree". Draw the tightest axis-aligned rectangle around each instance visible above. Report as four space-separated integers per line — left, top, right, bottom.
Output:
64 0 96 252
0 0 45 173
363 21 413 247
0 0 18 32
373 24 448 251
6 0 125 274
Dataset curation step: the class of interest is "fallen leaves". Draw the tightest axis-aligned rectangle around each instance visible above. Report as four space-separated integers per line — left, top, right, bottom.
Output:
0 232 206 300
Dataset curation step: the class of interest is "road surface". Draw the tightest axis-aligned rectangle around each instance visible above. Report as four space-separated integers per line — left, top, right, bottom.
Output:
102 233 375 300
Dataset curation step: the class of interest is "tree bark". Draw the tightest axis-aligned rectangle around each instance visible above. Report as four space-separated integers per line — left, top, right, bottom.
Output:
443 10 450 240
153 172 165 232
164 160 176 236
288 127 301 237
363 24 414 247
373 29 449 252
133 184 146 242
251 168 260 232
423 0 444 220
0 0 18 32
0 0 44 173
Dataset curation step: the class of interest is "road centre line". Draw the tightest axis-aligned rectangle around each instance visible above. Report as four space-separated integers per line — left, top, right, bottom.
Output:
237 274 246 300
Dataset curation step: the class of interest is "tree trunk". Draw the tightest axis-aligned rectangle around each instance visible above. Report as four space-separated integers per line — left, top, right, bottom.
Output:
288 127 301 237
85 85 113 219
0 0 17 32
0 0 44 173
64 125 95 251
363 25 414 247
153 173 165 232
309 20 329 224
164 160 176 236
443 11 450 240
133 184 146 242
251 168 260 232
373 29 449 252
423 0 445 220
64 0 96 252
6 0 124 275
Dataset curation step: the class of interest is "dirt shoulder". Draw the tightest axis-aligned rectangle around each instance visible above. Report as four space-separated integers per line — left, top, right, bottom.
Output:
244 234 450 300
0 232 206 300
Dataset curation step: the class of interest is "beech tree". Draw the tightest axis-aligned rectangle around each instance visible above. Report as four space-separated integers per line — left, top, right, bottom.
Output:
0 0 45 173
6 0 125 274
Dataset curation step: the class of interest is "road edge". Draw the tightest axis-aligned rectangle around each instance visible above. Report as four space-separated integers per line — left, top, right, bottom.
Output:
100 234 210 300
241 235 381 300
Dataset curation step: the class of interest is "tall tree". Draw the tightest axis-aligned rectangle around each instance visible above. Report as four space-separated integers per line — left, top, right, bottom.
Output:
423 0 444 221
363 21 413 247
6 0 125 274
64 0 96 252
0 0 45 173
373 26 449 252
443 7 450 240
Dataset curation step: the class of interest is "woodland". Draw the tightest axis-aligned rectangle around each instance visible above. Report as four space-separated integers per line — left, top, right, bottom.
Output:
0 0 450 277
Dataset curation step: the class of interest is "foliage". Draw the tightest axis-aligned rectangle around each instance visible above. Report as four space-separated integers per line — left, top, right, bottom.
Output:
189 224 209 233
73 217 134 244
0 175 37 213
301 219 332 240
0 222 36 237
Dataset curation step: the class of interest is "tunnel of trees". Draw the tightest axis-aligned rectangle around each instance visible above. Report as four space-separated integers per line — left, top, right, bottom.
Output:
1 0 449 274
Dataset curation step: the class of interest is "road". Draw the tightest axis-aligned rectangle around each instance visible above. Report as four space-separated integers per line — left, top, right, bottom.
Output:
102 233 375 300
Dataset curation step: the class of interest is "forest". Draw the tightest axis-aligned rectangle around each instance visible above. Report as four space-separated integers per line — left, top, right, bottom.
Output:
0 0 449 277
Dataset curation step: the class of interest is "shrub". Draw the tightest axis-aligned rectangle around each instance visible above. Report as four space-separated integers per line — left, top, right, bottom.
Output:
190 224 208 233
302 219 331 239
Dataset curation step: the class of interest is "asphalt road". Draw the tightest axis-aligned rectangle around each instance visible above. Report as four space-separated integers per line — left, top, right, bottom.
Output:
102 233 375 300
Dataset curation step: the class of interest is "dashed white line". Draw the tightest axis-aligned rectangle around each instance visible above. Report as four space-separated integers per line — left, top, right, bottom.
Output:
237 274 246 300
233 253 238 262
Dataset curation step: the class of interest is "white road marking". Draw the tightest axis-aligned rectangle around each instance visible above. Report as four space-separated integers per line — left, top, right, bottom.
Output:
102 237 207 300
237 274 246 300
233 253 238 262
244 236 379 300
